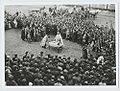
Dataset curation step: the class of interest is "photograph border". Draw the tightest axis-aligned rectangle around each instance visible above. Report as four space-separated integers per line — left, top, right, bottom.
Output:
0 0 119 88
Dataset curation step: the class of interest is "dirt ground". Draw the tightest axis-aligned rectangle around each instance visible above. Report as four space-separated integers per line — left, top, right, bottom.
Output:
5 6 115 60
5 29 83 60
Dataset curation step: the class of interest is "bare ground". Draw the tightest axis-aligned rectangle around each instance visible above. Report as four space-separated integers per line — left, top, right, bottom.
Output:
5 29 83 61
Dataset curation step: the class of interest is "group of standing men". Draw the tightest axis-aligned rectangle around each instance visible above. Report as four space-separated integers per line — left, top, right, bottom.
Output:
21 25 46 42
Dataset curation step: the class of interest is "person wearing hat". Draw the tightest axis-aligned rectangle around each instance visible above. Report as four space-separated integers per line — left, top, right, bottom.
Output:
48 79 55 85
21 78 28 86
54 80 63 86
39 79 44 85
29 54 35 62
36 51 44 62
82 46 88 59
33 78 40 86
6 75 18 86
21 27 26 41
12 54 20 63
23 51 29 61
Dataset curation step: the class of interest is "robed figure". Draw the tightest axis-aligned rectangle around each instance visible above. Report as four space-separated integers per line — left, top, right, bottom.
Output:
40 34 49 48
54 32 64 46
13 19 17 28
82 46 88 59
21 28 26 41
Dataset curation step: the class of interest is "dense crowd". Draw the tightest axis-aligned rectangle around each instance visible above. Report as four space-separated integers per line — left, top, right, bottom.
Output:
5 6 116 86
5 6 115 50
5 6 99 42
5 11 24 30
5 50 116 86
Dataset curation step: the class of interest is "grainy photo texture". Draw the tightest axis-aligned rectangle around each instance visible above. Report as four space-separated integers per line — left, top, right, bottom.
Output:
5 4 116 86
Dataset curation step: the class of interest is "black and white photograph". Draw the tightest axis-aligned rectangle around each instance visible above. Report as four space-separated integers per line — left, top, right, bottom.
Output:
4 4 116 86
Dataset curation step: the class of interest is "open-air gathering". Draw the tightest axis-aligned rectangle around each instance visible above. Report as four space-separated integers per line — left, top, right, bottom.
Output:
5 4 116 86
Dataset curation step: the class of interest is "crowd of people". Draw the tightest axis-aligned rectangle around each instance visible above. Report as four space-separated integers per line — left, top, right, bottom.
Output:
5 11 24 30
5 6 115 50
5 51 116 86
5 6 99 42
5 6 116 86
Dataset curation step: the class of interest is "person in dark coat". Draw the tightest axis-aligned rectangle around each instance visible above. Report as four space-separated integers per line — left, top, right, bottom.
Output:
21 28 26 41
6 75 18 86
30 27 34 41
82 46 88 59
85 33 89 45
23 51 29 60
12 54 20 64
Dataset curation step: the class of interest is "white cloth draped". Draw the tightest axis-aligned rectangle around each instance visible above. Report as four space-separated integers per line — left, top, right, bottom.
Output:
54 34 64 46
49 34 64 48
40 35 48 47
